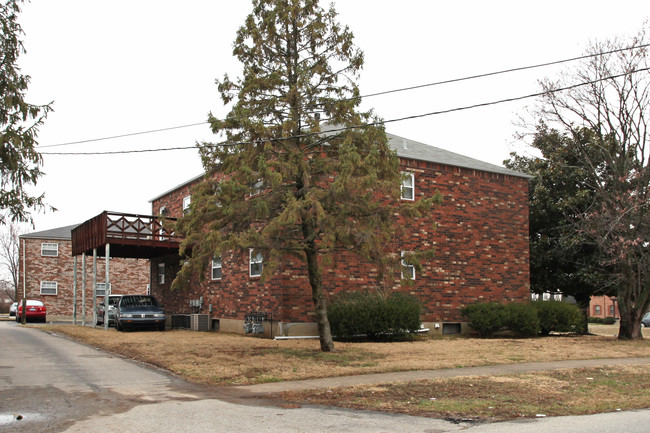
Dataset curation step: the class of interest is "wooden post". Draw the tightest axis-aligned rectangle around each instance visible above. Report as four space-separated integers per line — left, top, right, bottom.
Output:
92 248 97 327
73 256 77 325
104 243 110 331
81 253 86 327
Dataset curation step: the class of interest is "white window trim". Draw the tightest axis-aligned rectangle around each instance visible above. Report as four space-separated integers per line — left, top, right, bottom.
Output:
158 263 165 284
401 172 415 201
211 257 222 280
249 250 263 278
41 242 59 257
250 179 264 196
40 281 58 295
401 251 415 280
183 195 191 214
95 282 111 296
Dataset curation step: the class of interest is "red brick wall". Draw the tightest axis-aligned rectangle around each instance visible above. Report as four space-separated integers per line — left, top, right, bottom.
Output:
150 157 530 325
18 237 150 318
589 295 620 318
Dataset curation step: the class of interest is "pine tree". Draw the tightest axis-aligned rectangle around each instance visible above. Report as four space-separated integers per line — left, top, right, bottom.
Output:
173 0 435 351
0 0 52 224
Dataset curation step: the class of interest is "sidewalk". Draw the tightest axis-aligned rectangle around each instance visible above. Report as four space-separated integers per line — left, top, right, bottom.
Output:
234 356 650 395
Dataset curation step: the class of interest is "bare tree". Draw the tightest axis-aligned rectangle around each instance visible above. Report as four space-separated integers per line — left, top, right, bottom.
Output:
532 27 650 339
0 223 23 301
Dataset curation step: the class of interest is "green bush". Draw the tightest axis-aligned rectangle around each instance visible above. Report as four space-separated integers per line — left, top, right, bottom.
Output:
461 302 506 338
602 316 617 325
533 300 584 335
504 302 540 337
328 291 422 341
588 316 616 325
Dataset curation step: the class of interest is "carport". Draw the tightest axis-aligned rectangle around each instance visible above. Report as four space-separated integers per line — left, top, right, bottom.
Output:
70 211 180 328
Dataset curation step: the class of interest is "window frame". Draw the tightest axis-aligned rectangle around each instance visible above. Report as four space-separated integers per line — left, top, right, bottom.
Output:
158 263 165 284
401 172 415 201
250 179 264 196
40 281 58 295
594 305 601 315
95 282 110 296
401 251 416 280
211 257 222 280
182 195 191 215
41 242 59 257
249 250 263 278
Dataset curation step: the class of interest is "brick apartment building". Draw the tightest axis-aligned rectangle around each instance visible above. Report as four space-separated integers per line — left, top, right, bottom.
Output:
148 132 531 336
18 225 150 321
590 295 619 319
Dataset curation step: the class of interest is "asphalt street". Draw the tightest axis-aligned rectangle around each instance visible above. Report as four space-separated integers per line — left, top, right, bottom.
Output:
2 320 650 433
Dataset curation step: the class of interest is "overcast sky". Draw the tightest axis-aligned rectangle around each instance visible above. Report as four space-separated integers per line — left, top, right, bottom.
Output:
15 0 649 233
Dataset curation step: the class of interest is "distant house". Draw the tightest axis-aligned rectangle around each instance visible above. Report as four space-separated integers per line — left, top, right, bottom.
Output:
143 132 532 336
590 295 619 319
18 224 149 322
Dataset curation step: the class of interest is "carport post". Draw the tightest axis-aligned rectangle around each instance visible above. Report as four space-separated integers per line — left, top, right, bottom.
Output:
81 253 86 327
73 256 77 325
104 243 110 331
92 248 97 328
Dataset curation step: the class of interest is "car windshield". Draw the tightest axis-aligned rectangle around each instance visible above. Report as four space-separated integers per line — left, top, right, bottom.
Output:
121 296 158 308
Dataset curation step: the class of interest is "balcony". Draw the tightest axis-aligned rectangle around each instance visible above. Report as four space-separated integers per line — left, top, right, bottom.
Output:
71 211 181 258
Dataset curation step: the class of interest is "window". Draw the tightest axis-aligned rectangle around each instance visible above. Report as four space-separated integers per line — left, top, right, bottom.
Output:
250 179 264 196
594 305 601 315
40 281 57 295
41 243 59 257
95 283 110 296
401 251 415 280
401 172 414 200
211 257 222 280
250 250 263 277
158 263 165 284
183 195 191 215
609 305 615 316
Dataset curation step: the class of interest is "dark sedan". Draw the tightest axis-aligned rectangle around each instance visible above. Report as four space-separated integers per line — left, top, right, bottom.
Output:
115 295 165 331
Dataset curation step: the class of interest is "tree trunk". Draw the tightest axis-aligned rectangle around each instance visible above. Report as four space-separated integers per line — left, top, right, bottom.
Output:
617 280 644 340
304 245 335 351
618 311 643 340
573 293 590 335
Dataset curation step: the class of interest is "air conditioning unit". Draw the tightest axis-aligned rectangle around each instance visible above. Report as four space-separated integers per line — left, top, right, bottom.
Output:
190 314 210 331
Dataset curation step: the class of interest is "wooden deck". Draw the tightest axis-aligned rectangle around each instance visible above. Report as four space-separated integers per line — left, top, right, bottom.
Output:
71 211 181 258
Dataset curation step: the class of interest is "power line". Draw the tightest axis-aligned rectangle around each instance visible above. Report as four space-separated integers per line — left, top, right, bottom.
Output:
41 66 650 156
39 43 650 150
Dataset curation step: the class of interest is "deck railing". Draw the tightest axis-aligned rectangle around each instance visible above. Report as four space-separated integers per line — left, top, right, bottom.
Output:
71 211 179 256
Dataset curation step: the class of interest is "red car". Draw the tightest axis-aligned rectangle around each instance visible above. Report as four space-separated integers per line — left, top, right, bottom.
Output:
15 300 47 323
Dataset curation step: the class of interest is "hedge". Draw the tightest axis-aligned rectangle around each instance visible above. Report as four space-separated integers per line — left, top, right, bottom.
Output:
328 291 422 341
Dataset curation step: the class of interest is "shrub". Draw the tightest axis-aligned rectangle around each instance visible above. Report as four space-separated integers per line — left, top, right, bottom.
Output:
533 300 584 335
328 291 422 341
504 302 540 337
461 302 506 338
602 316 617 325
588 316 604 324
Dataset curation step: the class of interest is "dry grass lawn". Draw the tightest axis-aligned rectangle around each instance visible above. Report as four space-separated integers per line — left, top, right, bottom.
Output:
280 365 650 422
39 323 650 386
